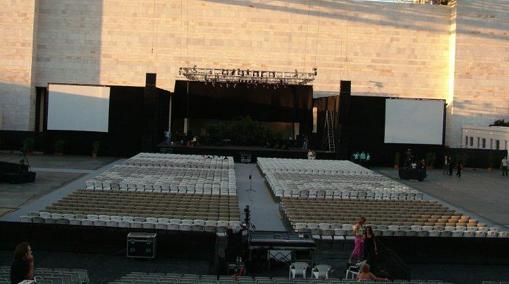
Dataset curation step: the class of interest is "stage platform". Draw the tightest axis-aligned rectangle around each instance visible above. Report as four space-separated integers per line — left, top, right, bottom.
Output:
158 144 337 161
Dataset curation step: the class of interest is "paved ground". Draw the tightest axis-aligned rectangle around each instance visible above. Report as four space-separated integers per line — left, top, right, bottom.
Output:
0 153 118 219
235 163 287 231
377 168 509 228
0 171 82 217
0 152 116 170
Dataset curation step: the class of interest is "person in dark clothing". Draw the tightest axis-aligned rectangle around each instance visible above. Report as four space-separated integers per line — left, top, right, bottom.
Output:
448 157 454 176
363 226 378 268
10 242 34 284
456 161 463 178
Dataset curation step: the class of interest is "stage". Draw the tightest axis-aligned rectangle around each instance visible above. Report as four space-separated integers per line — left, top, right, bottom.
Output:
158 144 337 162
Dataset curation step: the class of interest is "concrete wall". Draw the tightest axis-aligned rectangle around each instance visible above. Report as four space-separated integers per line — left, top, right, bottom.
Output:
447 0 509 147
0 0 37 130
34 0 451 99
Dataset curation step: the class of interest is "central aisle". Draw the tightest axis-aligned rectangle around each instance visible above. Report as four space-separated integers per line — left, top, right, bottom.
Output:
235 163 287 232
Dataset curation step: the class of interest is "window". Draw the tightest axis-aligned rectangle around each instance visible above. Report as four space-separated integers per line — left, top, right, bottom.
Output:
482 138 486 149
465 136 468 146
496 140 500 150
490 139 493 149
477 137 480 148
505 140 508 150
469 137 473 147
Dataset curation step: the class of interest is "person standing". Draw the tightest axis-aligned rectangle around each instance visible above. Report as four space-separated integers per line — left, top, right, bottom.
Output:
349 216 366 264
443 155 449 175
448 157 454 176
501 156 508 176
10 242 34 284
360 152 366 161
363 226 378 268
456 161 463 178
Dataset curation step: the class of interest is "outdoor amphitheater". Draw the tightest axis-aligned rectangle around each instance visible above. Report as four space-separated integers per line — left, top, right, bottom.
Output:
2 0 509 283
1 152 509 283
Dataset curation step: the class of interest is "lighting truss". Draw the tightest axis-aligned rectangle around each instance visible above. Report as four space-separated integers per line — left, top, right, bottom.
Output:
179 66 317 86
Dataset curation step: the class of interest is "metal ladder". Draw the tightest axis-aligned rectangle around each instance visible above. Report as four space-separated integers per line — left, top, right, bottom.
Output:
325 111 336 152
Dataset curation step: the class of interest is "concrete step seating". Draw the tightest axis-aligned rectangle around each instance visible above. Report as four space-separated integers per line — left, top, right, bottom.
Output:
22 190 240 232
107 272 452 284
281 198 508 238
0 266 89 284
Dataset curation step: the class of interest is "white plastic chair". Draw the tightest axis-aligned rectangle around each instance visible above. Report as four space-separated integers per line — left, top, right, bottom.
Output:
312 264 331 279
289 262 309 279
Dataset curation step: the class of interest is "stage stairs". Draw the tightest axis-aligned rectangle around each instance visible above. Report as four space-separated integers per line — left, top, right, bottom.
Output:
325 111 336 152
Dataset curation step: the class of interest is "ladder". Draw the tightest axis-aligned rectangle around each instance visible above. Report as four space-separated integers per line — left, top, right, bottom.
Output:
325 111 336 152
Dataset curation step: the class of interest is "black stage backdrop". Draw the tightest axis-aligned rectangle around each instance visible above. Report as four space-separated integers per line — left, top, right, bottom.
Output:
312 95 340 151
172 80 313 135
0 85 170 157
347 96 445 167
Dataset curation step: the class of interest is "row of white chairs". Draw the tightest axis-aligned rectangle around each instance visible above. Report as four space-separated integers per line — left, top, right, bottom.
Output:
291 223 509 238
84 185 237 196
127 153 234 169
87 181 234 190
23 212 240 232
257 158 373 175
270 172 411 188
270 186 423 200
259 158 422 200
107 271 453 284
87 165 236 196
0 266 89 284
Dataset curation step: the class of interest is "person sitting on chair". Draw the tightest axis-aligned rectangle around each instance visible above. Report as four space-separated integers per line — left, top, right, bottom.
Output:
357 263 388 281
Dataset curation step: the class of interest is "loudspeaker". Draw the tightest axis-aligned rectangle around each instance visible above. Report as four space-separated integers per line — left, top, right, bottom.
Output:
146 73 157 87
338 80 352 159
340 80 351 96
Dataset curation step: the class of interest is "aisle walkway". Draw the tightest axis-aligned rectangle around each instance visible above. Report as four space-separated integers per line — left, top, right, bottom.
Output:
235 163 287 231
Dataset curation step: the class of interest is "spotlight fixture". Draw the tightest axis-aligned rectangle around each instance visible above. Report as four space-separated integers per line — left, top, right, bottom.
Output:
178 66 317 87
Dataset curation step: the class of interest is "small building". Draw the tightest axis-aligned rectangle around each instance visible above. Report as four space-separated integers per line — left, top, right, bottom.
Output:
462 126 509 152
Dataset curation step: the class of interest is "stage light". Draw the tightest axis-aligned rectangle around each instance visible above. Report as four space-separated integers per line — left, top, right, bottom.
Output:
179 66 317 86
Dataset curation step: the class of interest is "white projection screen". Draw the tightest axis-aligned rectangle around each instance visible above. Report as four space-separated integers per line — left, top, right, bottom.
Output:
384 99 444 145
47 84 110 132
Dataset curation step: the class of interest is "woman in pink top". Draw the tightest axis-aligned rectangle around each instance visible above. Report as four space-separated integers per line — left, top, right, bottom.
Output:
349 216 366 264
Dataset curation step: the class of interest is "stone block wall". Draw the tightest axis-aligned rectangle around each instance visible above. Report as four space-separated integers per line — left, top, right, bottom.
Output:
447 0 509 147
0 0 37 130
